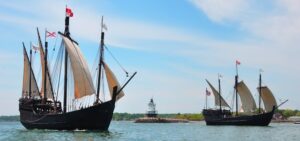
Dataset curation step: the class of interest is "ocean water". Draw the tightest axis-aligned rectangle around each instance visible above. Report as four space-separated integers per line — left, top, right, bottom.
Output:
0 121 299 141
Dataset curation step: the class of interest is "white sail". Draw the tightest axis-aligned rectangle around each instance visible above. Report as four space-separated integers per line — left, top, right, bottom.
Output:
206 80 230 108
257 86 277 112
37 43 54 100
103 62 125 101
62 36 95 99
236 81 257 113
22 47 40 97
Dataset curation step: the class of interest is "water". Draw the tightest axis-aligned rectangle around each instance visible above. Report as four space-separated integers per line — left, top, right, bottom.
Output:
0 121 299 141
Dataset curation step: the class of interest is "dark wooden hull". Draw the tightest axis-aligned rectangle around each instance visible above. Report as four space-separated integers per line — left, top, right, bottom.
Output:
19 99 115 130
202 108 275 126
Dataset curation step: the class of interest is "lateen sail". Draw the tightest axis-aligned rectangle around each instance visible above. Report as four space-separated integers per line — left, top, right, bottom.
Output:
37 43 54 100
103 62 125 101
236 81 257 113
22 47 40 97
257 86 277 112
206 80 230 108
62 36 95 99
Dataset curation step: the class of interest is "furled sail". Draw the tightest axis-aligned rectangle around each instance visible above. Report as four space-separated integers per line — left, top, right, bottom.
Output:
61 36 95 99
37 43 54 100
22 47 40 97
103 62 125 101
257 86 277 112
205 80 230 108
236 81 257 113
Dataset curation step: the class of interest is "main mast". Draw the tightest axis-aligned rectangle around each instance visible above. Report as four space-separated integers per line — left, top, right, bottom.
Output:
258 71 262 113
63 11 70 113
96 17 105 104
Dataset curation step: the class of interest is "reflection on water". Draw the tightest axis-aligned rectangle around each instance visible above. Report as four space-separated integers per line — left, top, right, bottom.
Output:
0 121 300 141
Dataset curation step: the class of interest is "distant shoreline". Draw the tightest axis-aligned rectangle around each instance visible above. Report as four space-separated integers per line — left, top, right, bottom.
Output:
1 110 299 123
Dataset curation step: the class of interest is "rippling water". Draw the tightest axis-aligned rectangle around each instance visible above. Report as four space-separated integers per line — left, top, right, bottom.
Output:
0 121 299 141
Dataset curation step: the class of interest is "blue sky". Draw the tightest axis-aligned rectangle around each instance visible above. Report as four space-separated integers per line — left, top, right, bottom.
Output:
0 0 300 115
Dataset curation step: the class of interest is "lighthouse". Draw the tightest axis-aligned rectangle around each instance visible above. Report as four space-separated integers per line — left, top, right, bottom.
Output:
146 98 158 118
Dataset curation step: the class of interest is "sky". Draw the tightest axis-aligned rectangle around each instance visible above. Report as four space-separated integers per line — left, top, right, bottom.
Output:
0 0 300 115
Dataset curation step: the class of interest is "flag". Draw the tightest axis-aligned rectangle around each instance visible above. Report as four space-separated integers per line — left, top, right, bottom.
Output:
102 23 108 31
32 44 39 53
259 69 264 73
46 31 56 38
206 89 211 96
236 60 241 65
66 7 74 17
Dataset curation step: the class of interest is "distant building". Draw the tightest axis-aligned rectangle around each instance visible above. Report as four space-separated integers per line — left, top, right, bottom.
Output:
288 116 300 122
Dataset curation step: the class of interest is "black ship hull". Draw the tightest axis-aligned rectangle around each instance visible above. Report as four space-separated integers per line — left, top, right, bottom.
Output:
19 99 115 130
202 107 275 126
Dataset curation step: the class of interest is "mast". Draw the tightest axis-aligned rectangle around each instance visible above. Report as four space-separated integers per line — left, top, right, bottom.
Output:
37 28 56 102
96 16 105 103
258 72 262 113
205 88 208 109
63 11 70 113
43 30 48 102
218 74 222 112
29 43 32 98
235 62 239 116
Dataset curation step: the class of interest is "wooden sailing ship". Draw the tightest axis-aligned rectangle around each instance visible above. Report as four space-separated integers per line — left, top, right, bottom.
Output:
202 63 276 126
19 7 136 130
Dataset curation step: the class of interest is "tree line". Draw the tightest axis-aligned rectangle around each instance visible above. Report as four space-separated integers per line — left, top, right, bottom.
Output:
1 109 299 122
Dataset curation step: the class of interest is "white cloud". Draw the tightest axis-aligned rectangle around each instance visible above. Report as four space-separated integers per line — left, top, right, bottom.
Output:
189 0 250 23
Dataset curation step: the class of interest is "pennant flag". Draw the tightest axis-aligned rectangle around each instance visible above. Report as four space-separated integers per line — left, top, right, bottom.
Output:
66 7 74 17
236 60 241 65
259 69 264 73
32 44 39 53
206 89 211 96
102 23 108 31
47 31 56 38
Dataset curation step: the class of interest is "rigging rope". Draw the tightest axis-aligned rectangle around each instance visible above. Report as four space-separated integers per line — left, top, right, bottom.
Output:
104 44 129 77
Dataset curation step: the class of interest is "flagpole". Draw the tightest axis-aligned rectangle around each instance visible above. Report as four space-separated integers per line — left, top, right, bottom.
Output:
101 16 103 34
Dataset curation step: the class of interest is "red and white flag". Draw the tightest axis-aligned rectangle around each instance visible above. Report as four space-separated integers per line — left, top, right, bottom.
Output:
66 7 74 17
236 60 241 65
46 31 56 38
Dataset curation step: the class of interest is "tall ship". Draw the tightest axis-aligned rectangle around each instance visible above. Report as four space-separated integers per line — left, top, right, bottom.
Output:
202 62 277 126
19 7 136 130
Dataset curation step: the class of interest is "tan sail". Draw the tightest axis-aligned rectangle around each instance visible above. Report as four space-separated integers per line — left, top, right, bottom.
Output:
257 86 277 112
236 81 257 113
103 62 125 101
22 47 40 97
36 43 54 100
62 36 95 99
206 80 230 108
